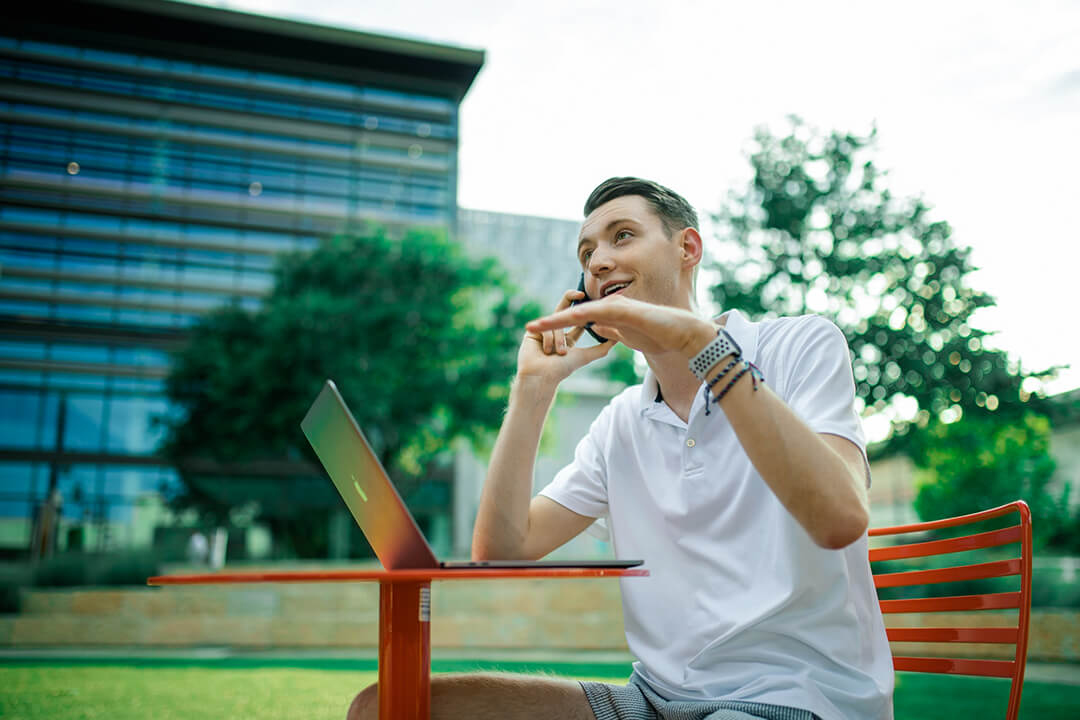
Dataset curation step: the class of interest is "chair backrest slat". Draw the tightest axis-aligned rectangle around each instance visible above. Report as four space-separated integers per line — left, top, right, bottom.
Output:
870 502 1023 536
873 557 1021 588
878 591 1021 614
869 525 1023 562
886 627 1017 644
870 500 1032 720
892 656 1015 678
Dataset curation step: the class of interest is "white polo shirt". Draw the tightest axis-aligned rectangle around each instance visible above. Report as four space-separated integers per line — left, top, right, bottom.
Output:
539 310 894 720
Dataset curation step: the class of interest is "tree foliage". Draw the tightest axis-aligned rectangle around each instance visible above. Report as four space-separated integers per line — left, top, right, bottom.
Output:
911 413 1068 547
710 117 1056 452
161 227 540 555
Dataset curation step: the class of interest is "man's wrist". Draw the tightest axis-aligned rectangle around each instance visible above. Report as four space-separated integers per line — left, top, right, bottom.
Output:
511 373 560 402
682 319 723 362
687 325 742 380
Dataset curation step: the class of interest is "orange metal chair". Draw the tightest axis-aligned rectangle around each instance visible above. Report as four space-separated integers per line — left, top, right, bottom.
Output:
869 500 1033 720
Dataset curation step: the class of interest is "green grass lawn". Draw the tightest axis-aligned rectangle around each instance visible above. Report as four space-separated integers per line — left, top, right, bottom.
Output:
1 664 1078 719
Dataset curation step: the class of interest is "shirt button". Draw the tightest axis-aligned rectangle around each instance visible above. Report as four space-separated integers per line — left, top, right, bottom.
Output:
686 438 696 448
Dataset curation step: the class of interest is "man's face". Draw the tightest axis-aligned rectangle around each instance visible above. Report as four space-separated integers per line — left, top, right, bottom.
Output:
577 194 685 307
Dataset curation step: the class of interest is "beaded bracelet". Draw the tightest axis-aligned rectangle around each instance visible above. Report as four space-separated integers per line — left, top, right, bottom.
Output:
704 360 765 416
704 357 741 394
701 356 741 416
702 357 740 415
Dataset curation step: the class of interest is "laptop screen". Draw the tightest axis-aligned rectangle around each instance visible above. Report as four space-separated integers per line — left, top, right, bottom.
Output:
301 380 439 570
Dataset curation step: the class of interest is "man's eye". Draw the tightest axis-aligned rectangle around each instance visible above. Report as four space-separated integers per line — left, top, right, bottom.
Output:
615 230 632 241
581 250 593 265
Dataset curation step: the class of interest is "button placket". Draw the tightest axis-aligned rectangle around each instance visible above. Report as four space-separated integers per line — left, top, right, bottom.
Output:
683 410 708 476
682 432 704 477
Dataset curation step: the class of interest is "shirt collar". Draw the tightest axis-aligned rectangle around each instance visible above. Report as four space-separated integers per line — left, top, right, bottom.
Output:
638 308 760 414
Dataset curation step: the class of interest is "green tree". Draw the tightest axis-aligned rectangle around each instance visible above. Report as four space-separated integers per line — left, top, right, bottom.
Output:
161 227 540 557
911 413 1067 546
710 117 1057 452
605 343 642 387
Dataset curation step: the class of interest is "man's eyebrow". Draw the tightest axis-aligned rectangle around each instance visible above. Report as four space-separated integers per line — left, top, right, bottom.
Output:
576 218 640 253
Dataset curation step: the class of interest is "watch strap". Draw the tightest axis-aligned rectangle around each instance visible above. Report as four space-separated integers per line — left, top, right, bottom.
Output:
689 328 741 380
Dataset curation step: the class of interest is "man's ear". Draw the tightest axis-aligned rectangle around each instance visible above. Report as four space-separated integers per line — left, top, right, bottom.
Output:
679 227 704 269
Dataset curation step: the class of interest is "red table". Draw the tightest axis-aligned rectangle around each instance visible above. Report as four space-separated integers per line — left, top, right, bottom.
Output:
148 566 647 720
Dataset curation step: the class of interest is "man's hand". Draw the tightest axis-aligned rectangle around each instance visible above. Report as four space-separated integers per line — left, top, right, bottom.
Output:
517 289 616 385
526 295 716 359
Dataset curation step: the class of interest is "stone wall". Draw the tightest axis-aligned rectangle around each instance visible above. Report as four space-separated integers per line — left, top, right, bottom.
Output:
1 579 1077 662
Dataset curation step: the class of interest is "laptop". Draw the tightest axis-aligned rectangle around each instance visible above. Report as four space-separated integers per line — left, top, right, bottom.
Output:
300 379 643 571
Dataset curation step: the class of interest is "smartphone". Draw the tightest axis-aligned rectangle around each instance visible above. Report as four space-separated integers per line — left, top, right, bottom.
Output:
571 272 609 343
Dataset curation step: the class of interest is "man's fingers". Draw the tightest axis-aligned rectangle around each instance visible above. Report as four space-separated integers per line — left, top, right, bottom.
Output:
527 297 632 335
579 339 616 363
526 307 587 334
536 290 586 356
558 290 584 354
555 288 585 312
591 324 624 344
557 290 592 349
555 327 568 355
543 329 570 356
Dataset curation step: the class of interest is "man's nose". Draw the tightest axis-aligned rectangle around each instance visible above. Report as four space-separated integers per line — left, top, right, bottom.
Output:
587 246 615 276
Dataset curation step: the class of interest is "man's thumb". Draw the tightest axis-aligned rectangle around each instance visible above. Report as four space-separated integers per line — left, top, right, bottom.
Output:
581 339 617 364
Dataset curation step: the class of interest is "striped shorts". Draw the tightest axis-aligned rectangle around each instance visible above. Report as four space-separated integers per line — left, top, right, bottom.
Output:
580 675 821 720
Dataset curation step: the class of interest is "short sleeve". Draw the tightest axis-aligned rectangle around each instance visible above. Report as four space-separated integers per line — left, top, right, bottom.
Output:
537 402 612 521
778 316 871 484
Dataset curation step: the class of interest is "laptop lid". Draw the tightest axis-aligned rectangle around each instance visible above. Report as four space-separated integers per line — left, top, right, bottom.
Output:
301 380 439 570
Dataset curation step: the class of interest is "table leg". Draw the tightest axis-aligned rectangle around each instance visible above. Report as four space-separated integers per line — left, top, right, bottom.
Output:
378 580 431 720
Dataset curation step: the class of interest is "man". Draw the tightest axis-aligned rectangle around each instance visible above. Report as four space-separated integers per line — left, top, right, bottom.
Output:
347 177 894 720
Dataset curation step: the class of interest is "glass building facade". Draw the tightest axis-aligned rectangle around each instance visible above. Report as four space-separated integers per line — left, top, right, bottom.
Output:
0 0 482 558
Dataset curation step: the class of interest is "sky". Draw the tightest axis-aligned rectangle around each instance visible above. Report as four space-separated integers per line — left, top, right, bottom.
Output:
193 0 1079 395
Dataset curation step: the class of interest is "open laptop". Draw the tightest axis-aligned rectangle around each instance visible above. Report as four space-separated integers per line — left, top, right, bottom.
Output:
300 379 643 571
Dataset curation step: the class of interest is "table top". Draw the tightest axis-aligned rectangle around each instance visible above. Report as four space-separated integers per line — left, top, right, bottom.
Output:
148 566 649 585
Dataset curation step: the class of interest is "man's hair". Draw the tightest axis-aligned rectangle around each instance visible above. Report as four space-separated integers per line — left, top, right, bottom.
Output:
583 177 699 237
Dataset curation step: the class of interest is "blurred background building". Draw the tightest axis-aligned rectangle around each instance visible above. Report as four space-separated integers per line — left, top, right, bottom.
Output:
0 0 484 560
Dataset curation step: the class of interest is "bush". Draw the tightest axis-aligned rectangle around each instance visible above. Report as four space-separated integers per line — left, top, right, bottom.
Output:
95 551 162 586
32 553 91 587
1031 574 1080 608
1045 500 1080 554
0 564 30 613
911 413 1069 548
32 551 162 588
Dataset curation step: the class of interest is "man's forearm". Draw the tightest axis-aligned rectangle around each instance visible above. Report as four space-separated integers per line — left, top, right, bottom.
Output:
707 364 869 549
471 375 558 560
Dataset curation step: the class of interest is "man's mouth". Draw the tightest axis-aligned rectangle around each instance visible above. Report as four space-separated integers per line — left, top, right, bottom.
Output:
601 281 632 297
